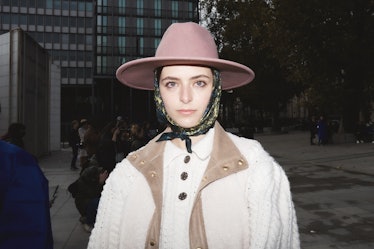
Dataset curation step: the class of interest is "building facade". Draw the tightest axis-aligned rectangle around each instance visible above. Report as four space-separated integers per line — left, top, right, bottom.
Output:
0 0 199 135
0 29 60 156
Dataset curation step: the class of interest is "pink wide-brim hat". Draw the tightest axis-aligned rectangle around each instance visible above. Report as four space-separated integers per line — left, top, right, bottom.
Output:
116 22 255 90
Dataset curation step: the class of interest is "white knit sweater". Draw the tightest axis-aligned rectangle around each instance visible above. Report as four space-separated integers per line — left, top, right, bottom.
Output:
88 125 300 249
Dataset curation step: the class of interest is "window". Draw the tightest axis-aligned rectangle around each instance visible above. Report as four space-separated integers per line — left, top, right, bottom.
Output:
60 51 68 61
77 51 84 61
85 35 92 45
118 36 125 53
29 0 36 8
85 68 92 78
98 0 107 7
138 37 144 55
86 18 92 29
45 15 52 26
2 14 10 24
61 0 69 10
86 2 93 12
77 17 84 27
70 1 77 11
11 14 19 25
78 1 85 11
52 50 60 61
154 19 161 36
97 35 108 53
77 34 84 44
97 15 107 33
61 67 68 78
36 0 45 8
137 0 143 15
69 51 76 61
85 52 92 62
54 0 61 9
77 68 85 78
37 15 43 25
154 0 161 16
69 68 76 78
62 16 68 26
137 18 143 35
28 15 36 25
52 34 60 43
45 33 52 43
172 1 178 18
118 17 125 34
69 34 76 43
46 0 53 9
61 34 69 44
54 16 60 26
19 14 27 25
188 2 194 18
70 17 76 27
96 56 102 73
119 0 125 14
19 0 27 7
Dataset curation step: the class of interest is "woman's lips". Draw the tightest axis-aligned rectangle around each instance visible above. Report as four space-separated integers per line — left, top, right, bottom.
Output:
178 109 195 115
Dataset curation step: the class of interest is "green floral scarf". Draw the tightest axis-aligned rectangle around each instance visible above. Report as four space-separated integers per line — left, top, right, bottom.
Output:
154 68 222 153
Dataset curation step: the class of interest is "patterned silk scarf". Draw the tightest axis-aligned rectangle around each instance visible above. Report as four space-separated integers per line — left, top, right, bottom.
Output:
154 68 222 153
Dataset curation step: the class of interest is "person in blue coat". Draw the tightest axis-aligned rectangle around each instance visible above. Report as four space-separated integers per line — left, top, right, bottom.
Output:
0 140 53 249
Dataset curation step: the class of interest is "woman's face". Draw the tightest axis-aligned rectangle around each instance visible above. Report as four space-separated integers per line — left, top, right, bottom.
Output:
159 65 213 129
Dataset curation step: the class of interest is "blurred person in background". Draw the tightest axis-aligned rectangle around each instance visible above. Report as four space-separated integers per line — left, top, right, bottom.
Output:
0 140 53 249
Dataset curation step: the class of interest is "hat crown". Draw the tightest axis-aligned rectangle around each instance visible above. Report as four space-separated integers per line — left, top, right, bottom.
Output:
155 22 219 59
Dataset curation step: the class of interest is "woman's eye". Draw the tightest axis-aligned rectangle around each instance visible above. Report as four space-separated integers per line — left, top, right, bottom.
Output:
195 81 207 87
165 81 177 88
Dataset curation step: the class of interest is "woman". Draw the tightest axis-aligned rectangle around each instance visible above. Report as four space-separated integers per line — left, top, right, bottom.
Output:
88 22 299 249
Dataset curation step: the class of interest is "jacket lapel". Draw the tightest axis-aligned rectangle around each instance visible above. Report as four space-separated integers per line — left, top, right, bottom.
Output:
190 122 249 248
127 135 165 248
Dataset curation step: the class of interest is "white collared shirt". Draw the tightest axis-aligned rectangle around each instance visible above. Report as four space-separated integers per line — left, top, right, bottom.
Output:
160 128 215 248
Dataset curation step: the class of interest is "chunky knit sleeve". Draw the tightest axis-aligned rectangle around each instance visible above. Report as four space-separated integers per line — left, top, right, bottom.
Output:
232 135 300 249
87 160 138 249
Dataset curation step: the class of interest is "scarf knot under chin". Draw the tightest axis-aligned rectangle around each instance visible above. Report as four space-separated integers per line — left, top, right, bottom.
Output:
156 132 192 153
154 68 221 153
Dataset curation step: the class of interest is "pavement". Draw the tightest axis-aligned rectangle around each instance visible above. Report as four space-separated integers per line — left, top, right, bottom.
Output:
39 131 374 249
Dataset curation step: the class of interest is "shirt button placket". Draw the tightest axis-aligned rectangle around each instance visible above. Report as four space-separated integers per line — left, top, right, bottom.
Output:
178 155 191 200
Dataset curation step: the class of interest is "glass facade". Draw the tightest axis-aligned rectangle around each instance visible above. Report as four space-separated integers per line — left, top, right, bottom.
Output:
0 0 199 126
0 0 94 85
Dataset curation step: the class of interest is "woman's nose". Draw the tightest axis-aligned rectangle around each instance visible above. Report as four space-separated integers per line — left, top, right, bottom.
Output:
180 85 192 103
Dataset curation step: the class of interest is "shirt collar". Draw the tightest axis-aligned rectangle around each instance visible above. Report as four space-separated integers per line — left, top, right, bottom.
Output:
164 126 215 166
191 126 214 160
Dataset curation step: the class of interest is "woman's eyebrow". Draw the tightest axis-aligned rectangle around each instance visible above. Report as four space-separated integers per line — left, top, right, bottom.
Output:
160 76 179 82
190 74 211 80
161 74 211 82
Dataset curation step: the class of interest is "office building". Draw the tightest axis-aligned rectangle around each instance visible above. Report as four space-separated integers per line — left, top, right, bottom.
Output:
0 0 199 135
0 29 60 156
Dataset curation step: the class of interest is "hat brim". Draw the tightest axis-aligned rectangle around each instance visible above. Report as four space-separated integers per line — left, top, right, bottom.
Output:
116 57 255 90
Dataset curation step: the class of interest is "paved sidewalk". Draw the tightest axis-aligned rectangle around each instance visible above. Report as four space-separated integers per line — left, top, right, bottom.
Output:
39 131 374 249
256 132 374 249
40 149 90 249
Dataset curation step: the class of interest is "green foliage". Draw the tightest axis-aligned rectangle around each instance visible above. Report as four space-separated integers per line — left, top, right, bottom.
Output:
200 0 374 131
